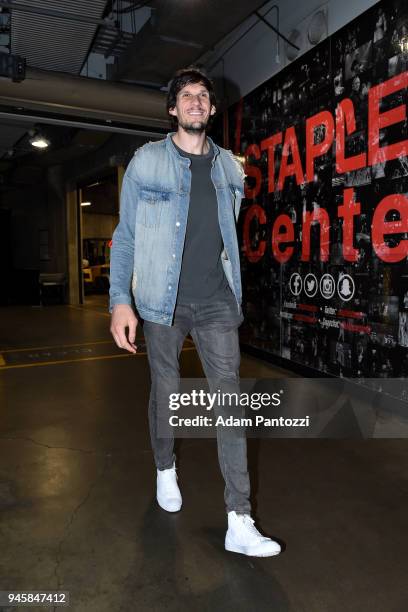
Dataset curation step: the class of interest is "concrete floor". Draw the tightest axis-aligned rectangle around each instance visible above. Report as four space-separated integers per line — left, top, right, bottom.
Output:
1 297 408 611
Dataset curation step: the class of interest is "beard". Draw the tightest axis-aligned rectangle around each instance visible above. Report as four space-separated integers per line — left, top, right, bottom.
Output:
178 117 208 134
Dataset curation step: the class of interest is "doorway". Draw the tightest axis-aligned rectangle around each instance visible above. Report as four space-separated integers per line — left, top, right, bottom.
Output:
78 167 123 309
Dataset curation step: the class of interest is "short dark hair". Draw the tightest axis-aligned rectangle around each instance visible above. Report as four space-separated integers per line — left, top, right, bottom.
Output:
166 67 217 128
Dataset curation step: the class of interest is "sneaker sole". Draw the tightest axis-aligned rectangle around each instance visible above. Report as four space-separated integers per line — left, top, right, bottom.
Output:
225 540 281 557
156 496 182 513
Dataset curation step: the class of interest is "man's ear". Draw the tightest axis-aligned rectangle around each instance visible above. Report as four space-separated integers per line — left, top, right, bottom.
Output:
210 105 216 116
168 107 177 117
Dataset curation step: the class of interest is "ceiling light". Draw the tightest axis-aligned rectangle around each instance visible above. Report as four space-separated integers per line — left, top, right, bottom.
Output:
29 135 50 149
81 201 91 207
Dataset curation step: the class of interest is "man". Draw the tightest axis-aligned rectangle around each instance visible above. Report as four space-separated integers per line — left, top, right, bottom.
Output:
109 67 281 558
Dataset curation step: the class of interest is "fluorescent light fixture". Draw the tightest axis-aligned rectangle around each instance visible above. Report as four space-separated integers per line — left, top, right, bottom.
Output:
81 201 92 207
29 135 50 149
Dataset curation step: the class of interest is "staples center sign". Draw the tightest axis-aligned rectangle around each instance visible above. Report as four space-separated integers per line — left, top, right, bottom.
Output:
243 71 408 265
226 0 408 377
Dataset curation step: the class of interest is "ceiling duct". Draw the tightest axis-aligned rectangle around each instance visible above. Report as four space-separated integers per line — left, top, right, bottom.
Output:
0 67 169 129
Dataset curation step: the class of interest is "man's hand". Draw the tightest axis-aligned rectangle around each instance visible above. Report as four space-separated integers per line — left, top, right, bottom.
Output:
110 304 138 353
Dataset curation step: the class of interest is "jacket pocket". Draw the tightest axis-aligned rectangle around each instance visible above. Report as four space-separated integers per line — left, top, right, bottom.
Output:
137 188 171 228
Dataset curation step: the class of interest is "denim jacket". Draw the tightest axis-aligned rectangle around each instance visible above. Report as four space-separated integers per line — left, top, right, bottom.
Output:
109 132 245 325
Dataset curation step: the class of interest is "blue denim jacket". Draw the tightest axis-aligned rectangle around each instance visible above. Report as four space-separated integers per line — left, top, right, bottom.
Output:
109 132 245 325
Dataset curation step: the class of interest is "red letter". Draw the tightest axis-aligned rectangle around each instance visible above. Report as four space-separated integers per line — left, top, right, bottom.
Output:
368 72 408 166
335 99 367 173
243 204 266 263
272 214 294 263
337 187 361 262
276 127 304 191
244 144 262 199
372 194 408 262
300 207 330 261
306 110 335 182
260 132 282 193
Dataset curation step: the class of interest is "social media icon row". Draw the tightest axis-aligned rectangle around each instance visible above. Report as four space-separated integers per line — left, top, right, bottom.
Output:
289 272 355 301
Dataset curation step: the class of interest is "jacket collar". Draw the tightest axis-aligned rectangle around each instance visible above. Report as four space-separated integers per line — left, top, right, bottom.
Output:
165 131 220 162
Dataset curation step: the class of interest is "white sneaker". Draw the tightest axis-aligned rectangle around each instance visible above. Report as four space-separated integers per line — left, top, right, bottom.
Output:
156 462 182 512
225 511 281 557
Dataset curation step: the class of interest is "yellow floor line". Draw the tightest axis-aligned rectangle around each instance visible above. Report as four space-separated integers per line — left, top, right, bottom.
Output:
1 339 114 354
1 338 191 356
0 354 5 366
0 346 196 371
68 304 111 317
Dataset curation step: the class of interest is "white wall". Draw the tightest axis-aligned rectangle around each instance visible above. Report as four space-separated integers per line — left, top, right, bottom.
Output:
205 0 379 104
328 0 378 35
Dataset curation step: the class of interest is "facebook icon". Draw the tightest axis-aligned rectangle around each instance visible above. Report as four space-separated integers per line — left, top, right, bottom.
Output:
289 273 302 296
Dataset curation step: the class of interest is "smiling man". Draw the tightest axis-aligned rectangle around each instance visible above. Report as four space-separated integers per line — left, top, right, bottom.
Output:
109 67 281 557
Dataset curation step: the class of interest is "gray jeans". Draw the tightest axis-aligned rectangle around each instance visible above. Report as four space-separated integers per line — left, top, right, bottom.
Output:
143 291 251 514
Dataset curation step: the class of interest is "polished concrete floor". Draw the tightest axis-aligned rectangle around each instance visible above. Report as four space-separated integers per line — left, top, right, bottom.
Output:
1 297 408 611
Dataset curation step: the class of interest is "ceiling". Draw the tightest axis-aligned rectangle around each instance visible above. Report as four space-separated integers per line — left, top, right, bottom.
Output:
0 119 31 157
10 0 108 74
0 0 273 187
3 0 271 84
0 117 113 189
114 0 271 86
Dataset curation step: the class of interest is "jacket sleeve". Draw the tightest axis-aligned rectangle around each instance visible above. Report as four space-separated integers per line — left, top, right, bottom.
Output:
108 163 138 313
226 150 246 222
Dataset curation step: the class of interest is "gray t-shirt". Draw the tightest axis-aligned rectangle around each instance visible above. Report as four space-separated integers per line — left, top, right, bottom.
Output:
173 139 230 303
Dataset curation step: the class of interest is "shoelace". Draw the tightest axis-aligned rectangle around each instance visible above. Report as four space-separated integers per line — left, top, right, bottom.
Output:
238 515 264 540
158 467 178 492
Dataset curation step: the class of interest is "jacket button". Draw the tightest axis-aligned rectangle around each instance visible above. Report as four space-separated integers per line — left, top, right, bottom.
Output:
176 221 180 227
168 285 172 290
172 253 176 258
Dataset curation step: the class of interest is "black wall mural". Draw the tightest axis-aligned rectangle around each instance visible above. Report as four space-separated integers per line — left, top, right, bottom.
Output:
226 0 408 381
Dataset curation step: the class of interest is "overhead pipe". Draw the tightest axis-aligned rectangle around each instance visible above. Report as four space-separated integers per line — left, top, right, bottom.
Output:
0 67 170 128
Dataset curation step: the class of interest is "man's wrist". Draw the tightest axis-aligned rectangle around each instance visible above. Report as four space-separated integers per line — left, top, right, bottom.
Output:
109 295 132 313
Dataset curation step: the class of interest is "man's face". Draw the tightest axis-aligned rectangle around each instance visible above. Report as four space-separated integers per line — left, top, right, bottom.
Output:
169 81 216 134
352 76 360 92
